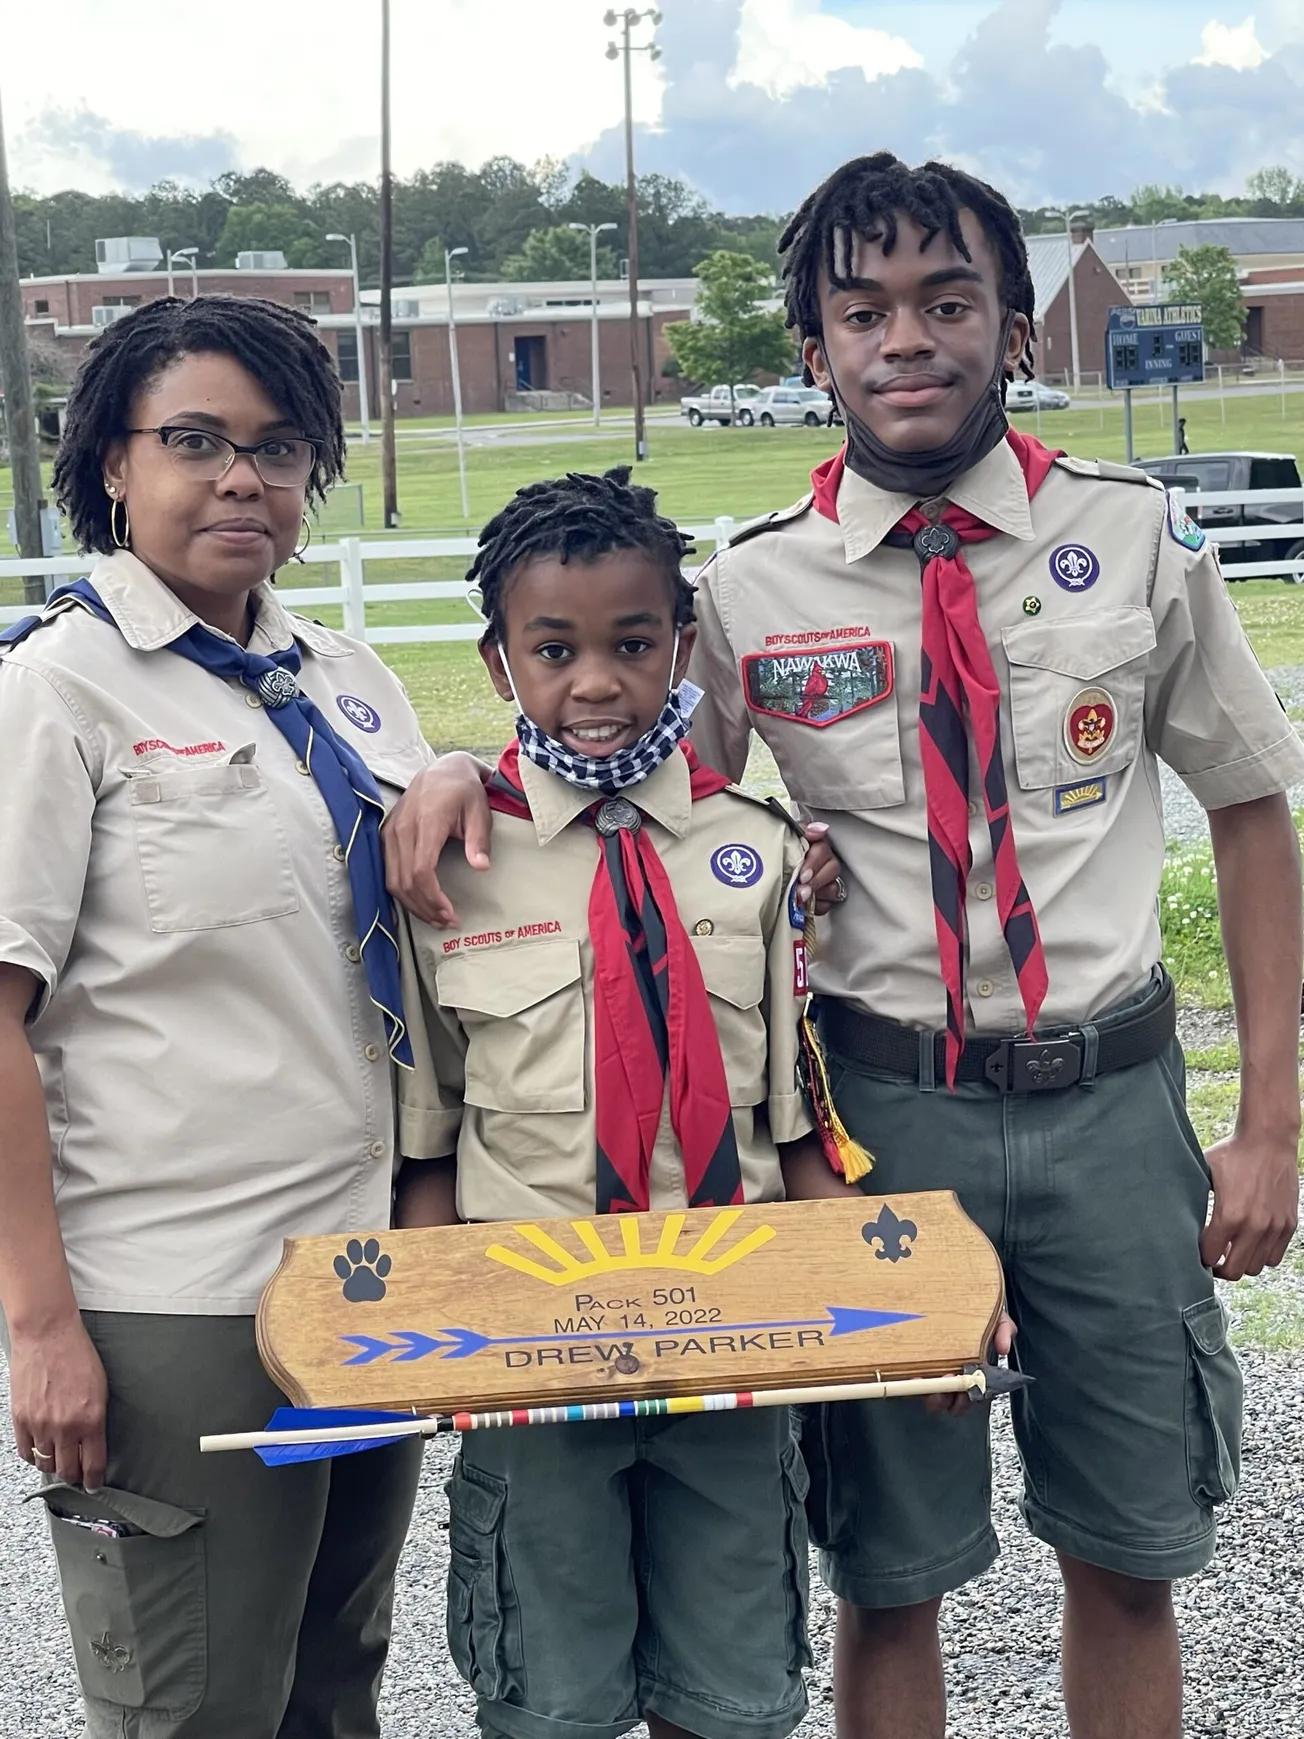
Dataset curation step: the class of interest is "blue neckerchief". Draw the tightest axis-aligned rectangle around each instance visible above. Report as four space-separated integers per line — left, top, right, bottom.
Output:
3 580 411 1067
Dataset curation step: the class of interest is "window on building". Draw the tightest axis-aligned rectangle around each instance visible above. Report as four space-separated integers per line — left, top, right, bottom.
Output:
295 290 334 314
100 295 141 308
336 330 359 383
391 330 413 381
34 299 50 314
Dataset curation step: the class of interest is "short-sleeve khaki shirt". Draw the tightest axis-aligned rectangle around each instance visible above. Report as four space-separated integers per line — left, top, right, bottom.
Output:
687 438 1304 1033
0 552 435 1312
398 750 813 1222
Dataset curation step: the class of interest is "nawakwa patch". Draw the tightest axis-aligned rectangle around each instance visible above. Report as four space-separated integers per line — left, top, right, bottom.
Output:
741 641 893 727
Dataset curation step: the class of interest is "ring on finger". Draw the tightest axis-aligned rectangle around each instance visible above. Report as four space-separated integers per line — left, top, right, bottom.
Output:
829 875 849 904
31 1447 54 1463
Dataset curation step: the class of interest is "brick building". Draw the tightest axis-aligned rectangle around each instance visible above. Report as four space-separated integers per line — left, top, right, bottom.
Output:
1024 230 1132 381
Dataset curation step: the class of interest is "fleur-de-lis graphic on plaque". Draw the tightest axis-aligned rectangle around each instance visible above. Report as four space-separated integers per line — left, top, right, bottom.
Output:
862 1204 918 1263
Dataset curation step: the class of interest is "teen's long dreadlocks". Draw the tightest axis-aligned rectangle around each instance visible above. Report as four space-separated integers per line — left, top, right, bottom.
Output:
779 152 1038 380
467 466 697 645
53 295 346 553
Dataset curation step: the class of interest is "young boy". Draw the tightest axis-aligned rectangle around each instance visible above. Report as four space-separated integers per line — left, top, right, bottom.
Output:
395 467 858 1739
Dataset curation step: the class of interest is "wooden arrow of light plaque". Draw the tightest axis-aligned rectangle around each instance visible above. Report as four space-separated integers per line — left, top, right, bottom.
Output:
258 1192 1004 1415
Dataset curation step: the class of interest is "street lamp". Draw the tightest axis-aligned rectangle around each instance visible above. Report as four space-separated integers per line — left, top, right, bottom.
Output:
1046 209 1086 391
569 220 617 426
604 8 661 461
167 247 198 299
327 233 372 445
445 246 470 523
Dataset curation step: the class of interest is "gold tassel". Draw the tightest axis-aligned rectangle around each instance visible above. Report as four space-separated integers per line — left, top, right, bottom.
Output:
798 1014 874 1183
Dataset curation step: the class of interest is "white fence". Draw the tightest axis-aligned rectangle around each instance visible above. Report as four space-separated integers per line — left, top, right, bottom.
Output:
2 494 1302 642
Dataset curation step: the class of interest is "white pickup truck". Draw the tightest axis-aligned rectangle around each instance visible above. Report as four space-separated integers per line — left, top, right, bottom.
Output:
679 384 763 427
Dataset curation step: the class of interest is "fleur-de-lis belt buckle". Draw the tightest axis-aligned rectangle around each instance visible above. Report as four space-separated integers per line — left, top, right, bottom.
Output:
1025 1049 1065 1086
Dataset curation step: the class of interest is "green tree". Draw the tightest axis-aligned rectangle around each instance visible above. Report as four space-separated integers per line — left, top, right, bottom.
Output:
1245 166 1303 209
1164 244 1246 352
414 235 449 284
502 225 616 282
216 201 324 268
664 251 791 406
1130 183 1190 224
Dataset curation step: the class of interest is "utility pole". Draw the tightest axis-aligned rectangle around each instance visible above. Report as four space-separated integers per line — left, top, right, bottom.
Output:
0 84 45 602
605 9 661 462
378 0 399 526
570 220 617 426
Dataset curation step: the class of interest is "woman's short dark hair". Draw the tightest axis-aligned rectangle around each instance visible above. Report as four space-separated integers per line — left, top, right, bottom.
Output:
52 295 347 554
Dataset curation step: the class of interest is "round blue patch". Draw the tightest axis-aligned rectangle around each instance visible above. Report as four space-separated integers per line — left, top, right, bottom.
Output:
711 843 764 889
1049 544 1100 592
336 694 382 734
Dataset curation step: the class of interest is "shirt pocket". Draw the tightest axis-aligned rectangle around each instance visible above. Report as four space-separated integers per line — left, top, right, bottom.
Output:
126 758 299 933
436 938 586 1113
692 934 767 1105
1001 607 1157 790
749 644 905 811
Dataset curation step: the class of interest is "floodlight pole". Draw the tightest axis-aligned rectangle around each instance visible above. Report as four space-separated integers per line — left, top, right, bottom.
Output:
329 233 371 444
0 83 46 601
167 248 199 300
571 221 617 426
445 246 470 522
606 9 661 462
378 0 399 525
1047 208 1083 391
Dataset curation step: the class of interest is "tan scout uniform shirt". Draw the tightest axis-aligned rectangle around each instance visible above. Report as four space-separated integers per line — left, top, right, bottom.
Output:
398 749 813 1222
0 551 434 1313
688 438 1304 1034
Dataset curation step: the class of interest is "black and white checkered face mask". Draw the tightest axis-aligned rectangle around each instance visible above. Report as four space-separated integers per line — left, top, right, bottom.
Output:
504 634 704 796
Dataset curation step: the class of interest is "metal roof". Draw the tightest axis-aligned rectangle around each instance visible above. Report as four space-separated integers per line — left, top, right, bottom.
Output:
1023 234 1086 322
1091 218 1304 265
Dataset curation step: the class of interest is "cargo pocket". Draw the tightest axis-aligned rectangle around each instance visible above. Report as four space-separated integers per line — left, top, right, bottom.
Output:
780 1435 814 1671
444 1460 523 1704
29 1481 206 1718
795 1403 858 1553
1182 1296 1243 1508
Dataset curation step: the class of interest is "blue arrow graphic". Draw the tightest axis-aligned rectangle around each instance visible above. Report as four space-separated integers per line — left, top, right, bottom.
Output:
339 1304 921 1366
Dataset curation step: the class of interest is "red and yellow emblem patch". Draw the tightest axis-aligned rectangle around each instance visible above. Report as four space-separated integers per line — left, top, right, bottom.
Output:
741 641 893 727
1064 687 1116 763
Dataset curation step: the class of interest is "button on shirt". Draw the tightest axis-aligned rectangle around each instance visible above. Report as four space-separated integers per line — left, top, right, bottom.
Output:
398 751 813 1224
687 439 1304 1034
0 552 435 1312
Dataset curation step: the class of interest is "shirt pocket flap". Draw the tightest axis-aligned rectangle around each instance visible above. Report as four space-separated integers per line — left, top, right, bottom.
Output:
437 938 582 1018
1001 607 1157 680
692 934 765 1010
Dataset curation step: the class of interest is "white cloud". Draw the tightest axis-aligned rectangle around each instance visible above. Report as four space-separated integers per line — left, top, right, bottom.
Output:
1194 16 1268 71
731 0 923 97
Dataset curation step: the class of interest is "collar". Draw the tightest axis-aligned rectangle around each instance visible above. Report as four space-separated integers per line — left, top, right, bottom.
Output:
516 744 694 848
823 435 1036 564
86 550 340 657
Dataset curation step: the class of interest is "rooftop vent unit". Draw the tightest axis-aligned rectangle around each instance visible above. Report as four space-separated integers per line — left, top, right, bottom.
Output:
91 305 135 328
95 237 163 274
486 296 528 318
393 298 421 319
235 251 288 271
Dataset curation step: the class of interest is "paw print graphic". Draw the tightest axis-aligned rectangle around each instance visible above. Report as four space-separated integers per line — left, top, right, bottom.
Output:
334 1237 392 1302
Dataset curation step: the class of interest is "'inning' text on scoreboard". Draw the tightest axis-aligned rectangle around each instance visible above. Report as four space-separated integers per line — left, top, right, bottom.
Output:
1105 303 1205 390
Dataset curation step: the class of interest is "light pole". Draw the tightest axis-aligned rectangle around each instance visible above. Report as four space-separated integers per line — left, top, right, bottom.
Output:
1046 210 1084 391
167 247 198 299
605 8 661 461
328 232 371 445
445 246 470 523
378 0 399 526
570 220 617 425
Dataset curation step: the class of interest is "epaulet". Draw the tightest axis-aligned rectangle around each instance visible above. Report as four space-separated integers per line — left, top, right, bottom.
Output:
1053 455 1162 490
725 493 815 549
721 786 807 840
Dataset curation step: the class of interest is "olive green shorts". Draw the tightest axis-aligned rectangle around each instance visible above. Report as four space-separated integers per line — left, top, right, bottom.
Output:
447 1408 811 1739
806 990 1242 1608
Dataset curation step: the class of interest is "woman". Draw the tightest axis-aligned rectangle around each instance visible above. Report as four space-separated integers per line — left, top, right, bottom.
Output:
0 296 432 1737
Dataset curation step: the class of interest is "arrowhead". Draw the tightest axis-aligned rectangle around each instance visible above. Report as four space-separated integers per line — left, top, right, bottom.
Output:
433 1326 493 1361
391 1331 450 1363
339 1335 398 1366
826 1306 923 1337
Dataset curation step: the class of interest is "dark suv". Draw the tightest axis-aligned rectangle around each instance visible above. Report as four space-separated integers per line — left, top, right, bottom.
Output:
1133 451 1303 579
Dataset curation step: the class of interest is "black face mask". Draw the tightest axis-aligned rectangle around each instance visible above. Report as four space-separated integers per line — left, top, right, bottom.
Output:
826 311 1018 500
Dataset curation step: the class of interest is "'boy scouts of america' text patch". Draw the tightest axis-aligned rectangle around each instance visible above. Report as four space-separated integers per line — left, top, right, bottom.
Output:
741 641 894 727
1166 491 1206 552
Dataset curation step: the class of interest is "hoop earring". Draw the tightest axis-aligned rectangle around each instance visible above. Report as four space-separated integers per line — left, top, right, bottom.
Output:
108 495 130 549
293 515 312 562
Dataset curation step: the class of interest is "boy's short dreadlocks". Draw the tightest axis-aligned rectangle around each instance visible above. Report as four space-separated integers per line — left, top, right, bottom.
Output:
53 295 346 554
779 152 1038 379
467 466 697 645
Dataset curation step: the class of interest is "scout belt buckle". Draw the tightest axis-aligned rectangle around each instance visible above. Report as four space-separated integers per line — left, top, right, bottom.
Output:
983 1037 1082 1095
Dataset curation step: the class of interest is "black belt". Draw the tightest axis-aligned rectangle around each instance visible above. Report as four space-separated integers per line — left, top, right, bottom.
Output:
816 973 1176 1095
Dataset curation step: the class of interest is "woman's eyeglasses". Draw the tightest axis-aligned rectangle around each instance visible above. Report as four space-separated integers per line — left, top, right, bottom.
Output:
126 426 321 487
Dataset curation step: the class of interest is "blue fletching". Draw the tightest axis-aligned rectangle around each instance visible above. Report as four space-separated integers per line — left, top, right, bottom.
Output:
257 1407 416 1467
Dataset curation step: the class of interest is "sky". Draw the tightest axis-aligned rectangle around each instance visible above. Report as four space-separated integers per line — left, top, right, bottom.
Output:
2 0 1303 213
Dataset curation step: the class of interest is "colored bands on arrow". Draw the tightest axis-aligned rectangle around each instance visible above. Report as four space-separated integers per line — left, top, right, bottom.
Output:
339 1304 923 1366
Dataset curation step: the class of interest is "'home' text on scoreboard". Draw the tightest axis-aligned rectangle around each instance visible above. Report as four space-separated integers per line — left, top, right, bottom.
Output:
1106 304 1205 391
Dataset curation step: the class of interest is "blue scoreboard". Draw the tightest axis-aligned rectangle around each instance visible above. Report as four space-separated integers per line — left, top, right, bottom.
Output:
1106 303 1205 390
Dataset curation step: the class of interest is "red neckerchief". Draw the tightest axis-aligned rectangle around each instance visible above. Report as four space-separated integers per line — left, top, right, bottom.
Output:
486 741 744 1213
810 430 1060 1085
